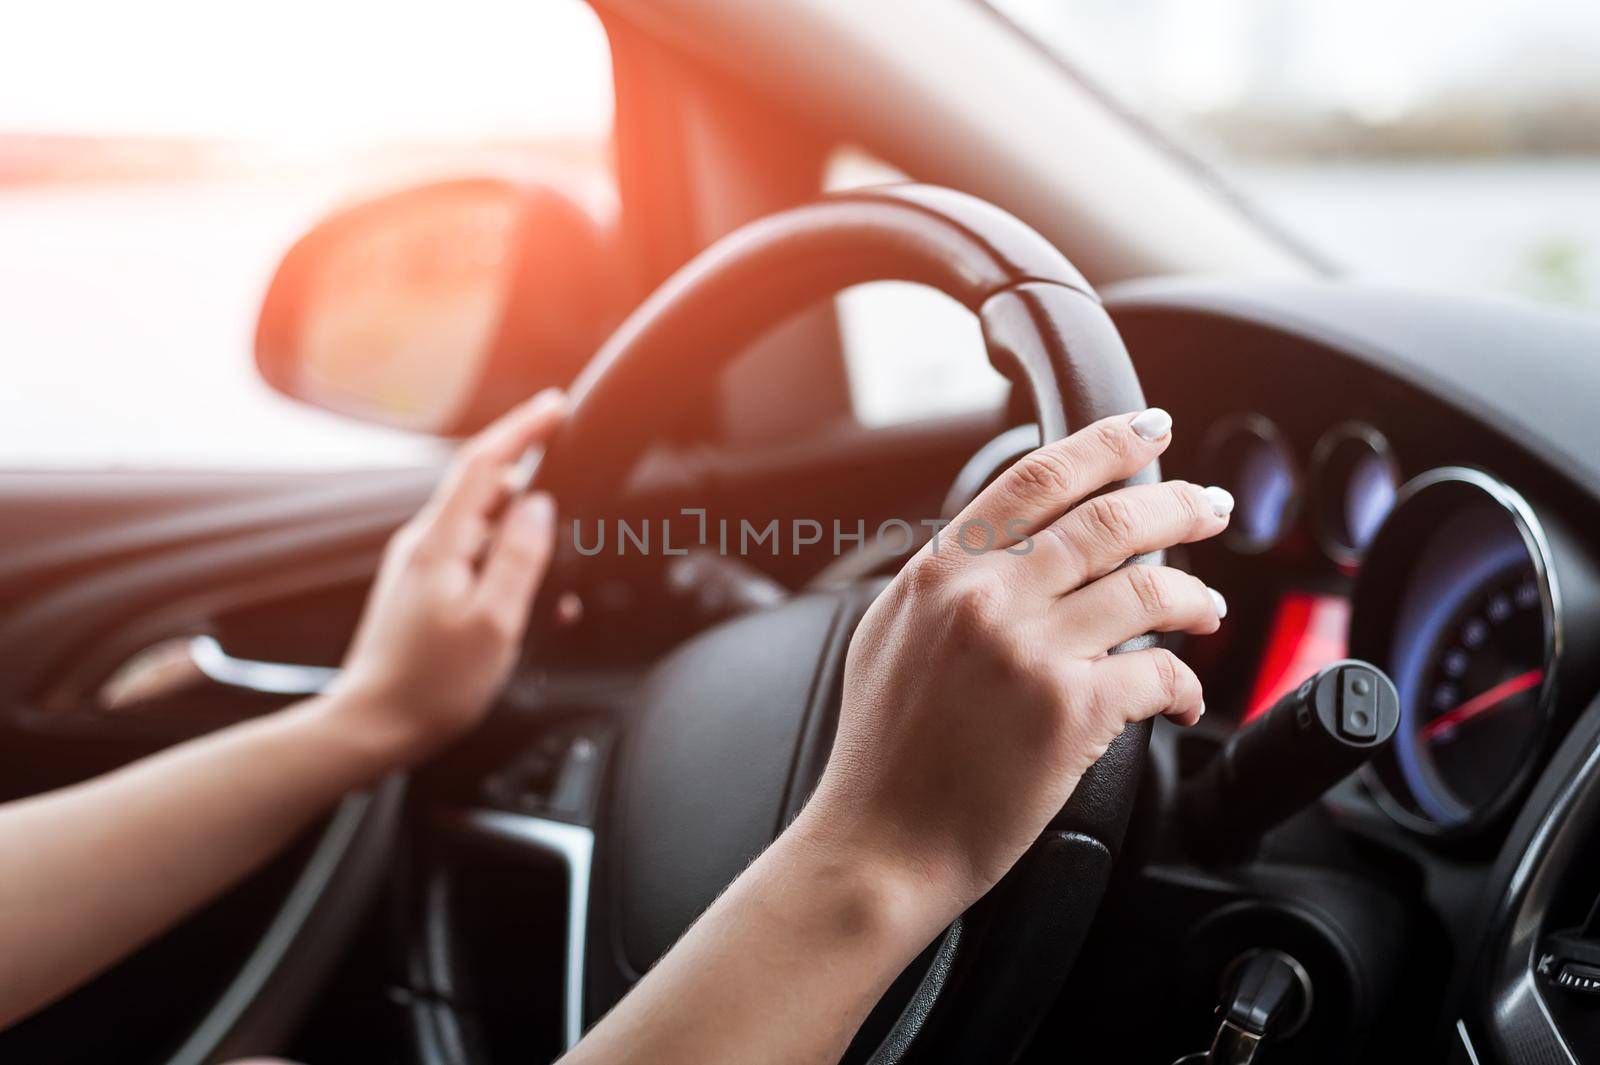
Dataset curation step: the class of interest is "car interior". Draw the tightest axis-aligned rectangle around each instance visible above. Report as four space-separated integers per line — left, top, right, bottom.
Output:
5 1 1600 1063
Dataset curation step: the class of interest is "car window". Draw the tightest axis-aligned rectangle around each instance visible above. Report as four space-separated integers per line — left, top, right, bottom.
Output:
0 0 615 470
988 0 1600 310
826 149 1009 429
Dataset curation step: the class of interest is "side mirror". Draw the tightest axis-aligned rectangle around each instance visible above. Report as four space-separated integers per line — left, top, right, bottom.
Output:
255 178 617 435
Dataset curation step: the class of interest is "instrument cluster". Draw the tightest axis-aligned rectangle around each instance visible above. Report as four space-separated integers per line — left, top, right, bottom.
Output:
1197 415 1401 569
1195 414 1567 838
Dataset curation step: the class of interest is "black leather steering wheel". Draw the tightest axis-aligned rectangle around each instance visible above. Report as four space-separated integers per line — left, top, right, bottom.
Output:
534 184 1158 1063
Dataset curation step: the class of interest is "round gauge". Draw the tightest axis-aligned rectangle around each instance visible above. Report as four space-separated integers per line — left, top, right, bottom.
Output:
1351 468 1560 834
1199 415 1300 554
1401 565 1545 822
1311 423 1400 565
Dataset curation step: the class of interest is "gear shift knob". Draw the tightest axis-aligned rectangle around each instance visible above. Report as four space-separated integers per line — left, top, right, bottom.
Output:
1180 659 1399 864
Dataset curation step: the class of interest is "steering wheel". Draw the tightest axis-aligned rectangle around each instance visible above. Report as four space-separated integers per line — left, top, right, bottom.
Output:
534 184 1159 1063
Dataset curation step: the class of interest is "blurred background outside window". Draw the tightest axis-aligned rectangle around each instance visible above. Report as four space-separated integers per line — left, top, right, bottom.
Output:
1 0 615 468
839 0 1600 428
4 1 1597 462
993 0 1600 305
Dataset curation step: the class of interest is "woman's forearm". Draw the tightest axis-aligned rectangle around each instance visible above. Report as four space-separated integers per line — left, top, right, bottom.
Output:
559 410 1227 1064
0 392 567 1034
562 807 953 1065
0 688 401 1030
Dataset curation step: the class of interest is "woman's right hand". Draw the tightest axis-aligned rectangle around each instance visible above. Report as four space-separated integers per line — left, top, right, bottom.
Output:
804 409 1233 917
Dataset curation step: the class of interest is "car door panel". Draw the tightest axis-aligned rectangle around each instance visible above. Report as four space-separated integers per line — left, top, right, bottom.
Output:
0 467 432 1065
0 468 435 713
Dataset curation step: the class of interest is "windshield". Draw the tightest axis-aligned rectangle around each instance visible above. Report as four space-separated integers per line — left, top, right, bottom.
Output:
989 0 1600 309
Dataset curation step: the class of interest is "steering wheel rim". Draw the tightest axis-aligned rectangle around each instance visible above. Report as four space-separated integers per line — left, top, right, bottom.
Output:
534 183 1159 1061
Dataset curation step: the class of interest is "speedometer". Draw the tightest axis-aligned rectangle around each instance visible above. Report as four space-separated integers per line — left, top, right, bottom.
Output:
1350 468 1561 834
1404 564 1545 823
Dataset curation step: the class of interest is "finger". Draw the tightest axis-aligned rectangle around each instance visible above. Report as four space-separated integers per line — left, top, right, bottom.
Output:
426 390 568 550
948 408 1172 555
1057 565 1225 655
1026 481 1233 595
466 388 570 469
1090 648 1206 728
441 388 567 516
475 491 558 632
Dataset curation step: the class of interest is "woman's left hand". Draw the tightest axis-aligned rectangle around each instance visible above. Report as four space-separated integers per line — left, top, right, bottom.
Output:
329 389 567 763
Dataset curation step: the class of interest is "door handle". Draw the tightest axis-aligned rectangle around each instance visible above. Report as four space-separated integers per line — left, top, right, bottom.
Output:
99 634 337 711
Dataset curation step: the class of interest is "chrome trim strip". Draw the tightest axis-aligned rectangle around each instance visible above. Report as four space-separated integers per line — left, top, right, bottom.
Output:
1454 1019 1481 1065
188 634 339 696
164 780 404 1065
455 810 594 1050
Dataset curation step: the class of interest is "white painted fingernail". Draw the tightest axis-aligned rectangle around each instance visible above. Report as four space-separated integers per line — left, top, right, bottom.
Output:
503 446 544 495
1198 700 1207 718
527 387 567 412
1203 485 1235 518
1208 587 1228 620
520 491 555 530
1130 407 1172 441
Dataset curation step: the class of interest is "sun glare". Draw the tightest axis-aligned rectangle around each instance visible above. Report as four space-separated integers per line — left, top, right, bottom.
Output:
0 0 614 148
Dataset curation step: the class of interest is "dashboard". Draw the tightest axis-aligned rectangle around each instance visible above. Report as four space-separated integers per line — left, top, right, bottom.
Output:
908 279 1600 1060
1101 279 1600 854
1190 429 1559 839
1070 279 1600 1059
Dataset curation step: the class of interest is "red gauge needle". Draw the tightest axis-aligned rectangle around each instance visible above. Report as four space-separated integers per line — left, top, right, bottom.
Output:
1422 668 1544 742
